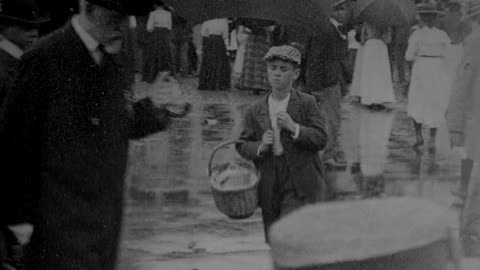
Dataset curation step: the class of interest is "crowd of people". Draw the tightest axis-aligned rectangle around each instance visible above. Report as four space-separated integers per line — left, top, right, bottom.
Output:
1 0 480 269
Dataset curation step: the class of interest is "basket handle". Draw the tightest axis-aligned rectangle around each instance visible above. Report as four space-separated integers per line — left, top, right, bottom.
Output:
208 139 246 177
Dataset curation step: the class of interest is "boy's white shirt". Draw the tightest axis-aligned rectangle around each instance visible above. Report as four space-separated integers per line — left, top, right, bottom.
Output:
256 91 301 156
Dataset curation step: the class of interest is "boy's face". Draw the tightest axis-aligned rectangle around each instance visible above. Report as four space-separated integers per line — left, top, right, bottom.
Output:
266 59 300 91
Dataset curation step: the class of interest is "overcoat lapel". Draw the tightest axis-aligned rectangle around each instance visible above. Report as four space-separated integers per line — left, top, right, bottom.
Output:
286 90 303 124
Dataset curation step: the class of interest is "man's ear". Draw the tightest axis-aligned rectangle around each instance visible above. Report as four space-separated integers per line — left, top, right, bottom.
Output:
293 67 301 80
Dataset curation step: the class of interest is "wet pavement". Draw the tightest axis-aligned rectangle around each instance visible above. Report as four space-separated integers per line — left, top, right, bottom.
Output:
118 78 466 269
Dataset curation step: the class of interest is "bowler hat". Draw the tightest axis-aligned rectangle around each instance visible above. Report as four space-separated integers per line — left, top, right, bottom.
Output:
86 0 154 15
0 0 50 28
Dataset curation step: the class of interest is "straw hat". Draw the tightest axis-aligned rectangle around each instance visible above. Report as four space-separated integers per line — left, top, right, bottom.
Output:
464 0 480 19
416 2 441 14
269 198 455 269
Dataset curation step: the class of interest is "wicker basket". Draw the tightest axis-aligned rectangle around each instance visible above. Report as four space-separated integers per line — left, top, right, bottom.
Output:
208 140 259 219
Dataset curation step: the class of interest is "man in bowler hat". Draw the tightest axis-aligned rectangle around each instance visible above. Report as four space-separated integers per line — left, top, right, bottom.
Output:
0 0 174 269
0 1 49 269
0 0 49 111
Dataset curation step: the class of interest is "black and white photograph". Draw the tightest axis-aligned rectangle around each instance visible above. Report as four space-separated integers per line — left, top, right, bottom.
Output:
1 0 480 269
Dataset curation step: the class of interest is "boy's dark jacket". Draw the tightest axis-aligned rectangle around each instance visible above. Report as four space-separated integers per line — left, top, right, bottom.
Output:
236 90 330 212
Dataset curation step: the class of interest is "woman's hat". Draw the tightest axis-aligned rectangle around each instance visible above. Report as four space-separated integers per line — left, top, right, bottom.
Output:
86 0 154 16
463 0 480 19
416 2 441 14
0 0 50 28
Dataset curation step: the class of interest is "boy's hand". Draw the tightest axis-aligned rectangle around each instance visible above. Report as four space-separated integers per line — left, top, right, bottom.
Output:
276 112 297 133
259 129 274 153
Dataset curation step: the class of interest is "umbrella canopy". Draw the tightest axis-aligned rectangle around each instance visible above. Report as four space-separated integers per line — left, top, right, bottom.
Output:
163 0 336 32
353 0 416 27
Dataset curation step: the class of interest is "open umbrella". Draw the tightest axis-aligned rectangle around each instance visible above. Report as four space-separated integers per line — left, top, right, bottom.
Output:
163 0 336 32
353 0 416 26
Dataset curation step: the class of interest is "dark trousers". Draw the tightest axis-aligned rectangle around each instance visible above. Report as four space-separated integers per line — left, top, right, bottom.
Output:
311 84 342 161
262 156 307 243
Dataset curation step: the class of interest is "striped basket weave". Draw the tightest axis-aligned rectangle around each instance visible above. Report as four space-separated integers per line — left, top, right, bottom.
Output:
208 140 259 219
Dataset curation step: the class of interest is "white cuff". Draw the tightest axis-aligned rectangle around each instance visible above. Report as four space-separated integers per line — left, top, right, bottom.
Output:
292 124 300 140
257 144 263 157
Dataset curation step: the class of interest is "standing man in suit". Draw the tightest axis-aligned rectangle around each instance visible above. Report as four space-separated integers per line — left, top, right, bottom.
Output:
304 0 349 168
0 0 174 269
0 1 49 269
0 0 49 112
236 45 329 243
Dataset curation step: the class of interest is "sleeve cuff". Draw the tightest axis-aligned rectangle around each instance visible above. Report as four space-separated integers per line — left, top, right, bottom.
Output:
292 124 300 140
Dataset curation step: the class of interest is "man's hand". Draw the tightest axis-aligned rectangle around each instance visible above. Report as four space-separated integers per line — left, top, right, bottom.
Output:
7 223 34 245
276 112 297 133
450 132 465 148
259 129 274 153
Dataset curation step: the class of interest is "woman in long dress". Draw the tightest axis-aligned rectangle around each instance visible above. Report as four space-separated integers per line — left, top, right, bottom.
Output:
355 22 396 110
238 25 271 94
233 25 249 80
405 4 451 148
198 18 231 90
142 2 173 83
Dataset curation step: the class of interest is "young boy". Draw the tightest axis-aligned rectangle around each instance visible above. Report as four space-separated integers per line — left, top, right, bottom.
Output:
236 45 329 243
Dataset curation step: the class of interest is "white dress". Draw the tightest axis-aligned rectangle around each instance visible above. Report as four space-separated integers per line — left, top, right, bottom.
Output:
356 23 396 105
406 26 451 128
233 26 249 75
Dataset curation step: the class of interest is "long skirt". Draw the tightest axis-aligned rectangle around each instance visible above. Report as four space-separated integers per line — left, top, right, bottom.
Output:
356 39 396 105
233 32 249 75
238 34 270 91
407 57 451 128
198 35 231 90
142 28 173 83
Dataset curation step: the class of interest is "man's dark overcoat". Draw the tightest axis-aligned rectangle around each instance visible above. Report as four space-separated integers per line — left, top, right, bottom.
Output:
0 23 169 270
0 49 20 110
236 90 330 217
304 22 348 93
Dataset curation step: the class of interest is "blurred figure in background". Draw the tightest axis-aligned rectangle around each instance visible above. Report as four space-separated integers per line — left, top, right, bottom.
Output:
0 3 49 269
406 3 451 149
447 0 480 257
198 18 231 90
142 0 173 82
354 22 396 110
237 20 271 95
304 0 349 168
0 0 48 108
437 0 473 206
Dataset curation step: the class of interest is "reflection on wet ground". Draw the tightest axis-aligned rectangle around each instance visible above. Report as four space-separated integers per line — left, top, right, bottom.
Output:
119 80 462 269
